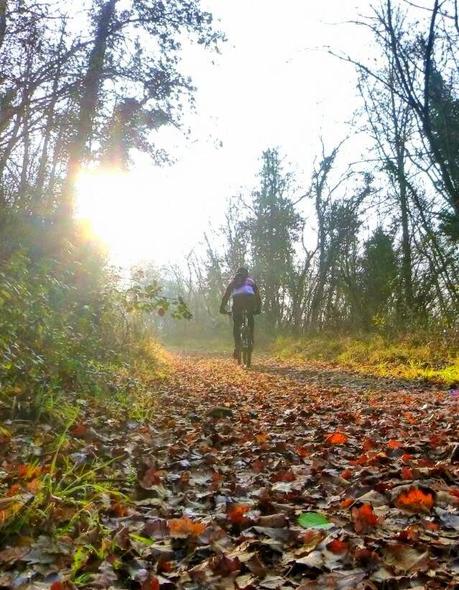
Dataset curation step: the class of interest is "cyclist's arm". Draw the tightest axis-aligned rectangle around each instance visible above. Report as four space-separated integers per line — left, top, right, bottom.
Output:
219 283 233 313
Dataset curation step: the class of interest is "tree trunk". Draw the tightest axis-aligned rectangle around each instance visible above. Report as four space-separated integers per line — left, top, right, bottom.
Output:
62 0 118 216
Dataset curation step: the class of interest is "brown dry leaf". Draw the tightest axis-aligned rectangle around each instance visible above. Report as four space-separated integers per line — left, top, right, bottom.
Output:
383 543 429 572
140 467 163 489
299 529 325 553
257 513 288 528
298 571 367 589
236 574 256 589
208 553 241 576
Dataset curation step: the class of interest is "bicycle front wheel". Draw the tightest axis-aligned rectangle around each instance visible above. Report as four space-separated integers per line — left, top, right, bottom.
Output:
242 346 252 368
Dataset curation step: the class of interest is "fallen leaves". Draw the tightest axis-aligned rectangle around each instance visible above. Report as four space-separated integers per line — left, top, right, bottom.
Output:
383 543 429 572
326 538 349 554
0 352 458 589
297 512 332 529
394 485 434 513
351 503 379 533
325 431 348 445
168 517 206 538
227 503 251 525
140 466 163 488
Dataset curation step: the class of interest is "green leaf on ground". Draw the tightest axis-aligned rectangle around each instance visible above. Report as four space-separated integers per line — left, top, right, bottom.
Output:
297 512 333 529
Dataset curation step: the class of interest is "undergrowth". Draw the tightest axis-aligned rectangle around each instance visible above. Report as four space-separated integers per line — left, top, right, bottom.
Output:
0 337 169 565
273 331 459 386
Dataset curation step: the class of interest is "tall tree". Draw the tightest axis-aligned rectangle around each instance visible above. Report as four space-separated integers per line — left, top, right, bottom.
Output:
0 0 222 220
360 227 398 328
336 0 459 237
246 148 302 330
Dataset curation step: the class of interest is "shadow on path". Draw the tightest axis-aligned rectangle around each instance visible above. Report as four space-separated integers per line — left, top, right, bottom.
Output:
174 348 441 393
252 360 436 393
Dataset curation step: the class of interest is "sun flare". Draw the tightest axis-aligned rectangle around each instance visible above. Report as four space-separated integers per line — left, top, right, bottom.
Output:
76 168 162 266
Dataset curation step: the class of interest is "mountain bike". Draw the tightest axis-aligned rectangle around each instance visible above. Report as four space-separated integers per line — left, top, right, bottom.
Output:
235 308 253 368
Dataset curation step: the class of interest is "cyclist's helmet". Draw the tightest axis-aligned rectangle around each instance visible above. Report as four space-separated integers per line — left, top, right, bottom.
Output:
236 267 249 278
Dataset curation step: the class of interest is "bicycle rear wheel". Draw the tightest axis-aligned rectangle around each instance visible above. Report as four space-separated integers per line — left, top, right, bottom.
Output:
242 346 252 368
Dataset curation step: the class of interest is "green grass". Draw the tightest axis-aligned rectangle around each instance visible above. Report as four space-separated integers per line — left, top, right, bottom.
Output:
0 338 169 556
272 332 459 386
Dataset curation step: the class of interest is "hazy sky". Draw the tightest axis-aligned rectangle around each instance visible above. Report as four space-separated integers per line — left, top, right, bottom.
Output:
77 0 374 267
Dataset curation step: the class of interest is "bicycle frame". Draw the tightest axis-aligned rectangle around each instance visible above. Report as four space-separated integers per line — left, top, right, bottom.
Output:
236 308 253 368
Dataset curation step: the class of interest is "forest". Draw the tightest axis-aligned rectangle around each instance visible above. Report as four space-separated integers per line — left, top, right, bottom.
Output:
0 0 458 588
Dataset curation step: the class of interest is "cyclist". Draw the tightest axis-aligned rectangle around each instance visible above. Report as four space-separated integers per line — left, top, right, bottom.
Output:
219 267 262 358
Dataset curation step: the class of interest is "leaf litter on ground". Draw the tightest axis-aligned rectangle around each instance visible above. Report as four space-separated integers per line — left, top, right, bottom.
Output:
0 352 458 589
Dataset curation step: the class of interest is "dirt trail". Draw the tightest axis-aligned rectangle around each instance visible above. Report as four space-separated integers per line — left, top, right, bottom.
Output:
1 352 458 589
140 352 458 589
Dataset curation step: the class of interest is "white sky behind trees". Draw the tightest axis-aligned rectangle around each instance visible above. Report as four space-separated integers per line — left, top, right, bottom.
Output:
77 0 377 267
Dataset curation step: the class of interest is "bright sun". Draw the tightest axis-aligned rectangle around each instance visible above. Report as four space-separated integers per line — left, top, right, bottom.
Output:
75 154 227 268
76 168 161 266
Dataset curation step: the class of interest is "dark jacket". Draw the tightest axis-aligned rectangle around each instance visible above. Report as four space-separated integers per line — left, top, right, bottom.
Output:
220 275 262 314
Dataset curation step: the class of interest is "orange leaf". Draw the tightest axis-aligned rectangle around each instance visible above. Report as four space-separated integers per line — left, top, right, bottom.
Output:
429 434 443 447
395 487 434 513
7 483 22 496
168 517 206 538
340 469 352 480
351 453 369 465
211 470 223 488
340 498 354 509
141 577 160 590
256 432 269 444
111 501 129 517
418 457 434 467
158 560 174 573
272 469 295 482
327 538 349 554
252 459 265 473
351 503 378 533
387 439 403 449
401 466 413 480
398 525 419 542
50 583 73 590
296 446 310 458
404 412 416 424
424 521 439 531
17 464 42 480
227 503 251 525
26 478 41 493
326 432 348 445
70 423 87 437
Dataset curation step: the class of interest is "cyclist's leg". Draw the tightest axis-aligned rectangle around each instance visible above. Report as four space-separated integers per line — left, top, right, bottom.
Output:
242 293 256 346
233 315 242 347
248 312 255 347
232 310 243 351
